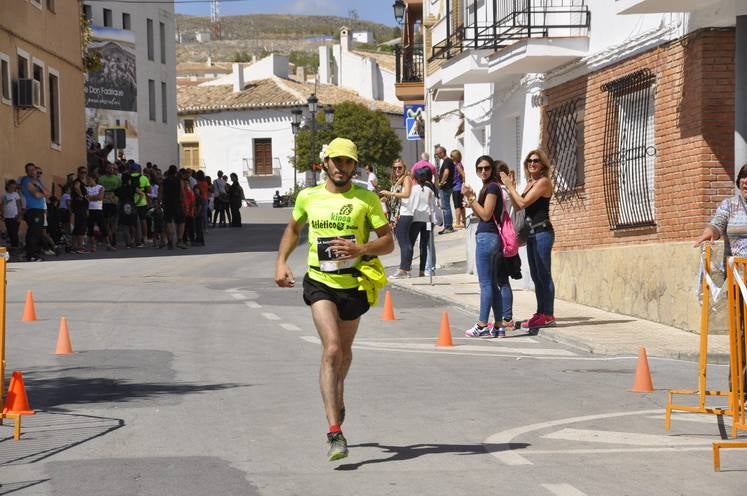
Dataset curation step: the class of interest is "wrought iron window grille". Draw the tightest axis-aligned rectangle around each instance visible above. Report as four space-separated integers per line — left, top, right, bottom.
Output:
601 68 657 231
545 97 584 204
430 0 591 61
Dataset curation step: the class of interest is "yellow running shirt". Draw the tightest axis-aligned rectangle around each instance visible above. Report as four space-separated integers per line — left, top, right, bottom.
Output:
293 184 388 289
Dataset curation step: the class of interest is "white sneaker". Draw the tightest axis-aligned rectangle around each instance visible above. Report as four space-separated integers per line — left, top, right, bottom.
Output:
464 324 490 337
389 270 410 279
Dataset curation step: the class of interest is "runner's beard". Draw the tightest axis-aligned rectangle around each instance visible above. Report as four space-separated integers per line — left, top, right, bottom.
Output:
330 170 353 187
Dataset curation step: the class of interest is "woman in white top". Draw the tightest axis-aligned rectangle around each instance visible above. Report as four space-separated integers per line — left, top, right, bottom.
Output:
379 159 413 278
1 179 22 252
409 167 439 277
86 175 107 251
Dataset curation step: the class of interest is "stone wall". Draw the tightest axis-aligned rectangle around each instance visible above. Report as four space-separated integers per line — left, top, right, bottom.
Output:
553 241 729 333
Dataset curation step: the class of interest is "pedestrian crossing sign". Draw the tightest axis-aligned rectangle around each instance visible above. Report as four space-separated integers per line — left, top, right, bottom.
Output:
404 104 424 141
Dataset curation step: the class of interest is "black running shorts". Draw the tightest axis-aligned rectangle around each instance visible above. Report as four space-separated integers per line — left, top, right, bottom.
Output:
302 273 370 321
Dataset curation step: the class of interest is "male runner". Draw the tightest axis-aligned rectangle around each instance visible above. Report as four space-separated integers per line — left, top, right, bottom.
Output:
274 137 394 461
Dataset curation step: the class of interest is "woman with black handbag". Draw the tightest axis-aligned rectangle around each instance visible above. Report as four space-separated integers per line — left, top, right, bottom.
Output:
500 149 556 331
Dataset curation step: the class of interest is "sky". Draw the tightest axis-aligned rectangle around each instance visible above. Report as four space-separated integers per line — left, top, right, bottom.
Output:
175 0 397 27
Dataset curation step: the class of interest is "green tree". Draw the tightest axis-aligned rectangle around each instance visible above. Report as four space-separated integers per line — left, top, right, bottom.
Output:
292 102 401 180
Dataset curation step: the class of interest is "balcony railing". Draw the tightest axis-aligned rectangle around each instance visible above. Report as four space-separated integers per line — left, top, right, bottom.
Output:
242 157 282 177
431 0 591 61
395 45 424 83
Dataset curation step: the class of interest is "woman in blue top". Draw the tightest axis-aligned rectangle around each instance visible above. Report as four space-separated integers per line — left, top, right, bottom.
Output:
461 155 506 338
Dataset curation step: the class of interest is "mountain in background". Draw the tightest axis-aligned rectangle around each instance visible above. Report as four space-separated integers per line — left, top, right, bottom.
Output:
176 14 399 69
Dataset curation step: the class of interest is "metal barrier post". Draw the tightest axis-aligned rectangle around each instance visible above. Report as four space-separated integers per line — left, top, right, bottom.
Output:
712 256 747 471
665 245 730 431
0 247 7 424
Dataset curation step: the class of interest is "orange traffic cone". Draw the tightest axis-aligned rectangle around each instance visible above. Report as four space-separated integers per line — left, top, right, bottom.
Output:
436 311 453 347
2 371 35 416
22 290 36 322
631 346 654 392
381 290 396 321
55 317 73 355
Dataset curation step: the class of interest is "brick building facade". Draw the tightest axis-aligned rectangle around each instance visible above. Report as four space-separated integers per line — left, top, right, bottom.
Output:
540 28 736 330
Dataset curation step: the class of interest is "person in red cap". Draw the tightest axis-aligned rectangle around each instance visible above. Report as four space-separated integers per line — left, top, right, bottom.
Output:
274 137 394 462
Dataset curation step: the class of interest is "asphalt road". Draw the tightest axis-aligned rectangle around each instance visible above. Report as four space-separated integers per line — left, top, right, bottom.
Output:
0 207 743 495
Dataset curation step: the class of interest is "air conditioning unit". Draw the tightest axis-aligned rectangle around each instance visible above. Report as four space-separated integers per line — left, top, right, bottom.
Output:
13 79 41 108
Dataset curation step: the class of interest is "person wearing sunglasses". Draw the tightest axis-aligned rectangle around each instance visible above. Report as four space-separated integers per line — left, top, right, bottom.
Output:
500 149 556 330
379 159 415 278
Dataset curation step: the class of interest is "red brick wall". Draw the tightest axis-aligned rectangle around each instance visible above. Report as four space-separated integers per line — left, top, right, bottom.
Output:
542 28 735 251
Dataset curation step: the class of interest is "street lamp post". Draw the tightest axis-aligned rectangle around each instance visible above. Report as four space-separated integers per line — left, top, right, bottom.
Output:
290 108 302 190
392 0 405 25
307 94 319 185
289 94 334 187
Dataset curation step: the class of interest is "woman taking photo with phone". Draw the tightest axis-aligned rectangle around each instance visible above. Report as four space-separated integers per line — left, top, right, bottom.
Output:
461 155 506 337
500 149 555 330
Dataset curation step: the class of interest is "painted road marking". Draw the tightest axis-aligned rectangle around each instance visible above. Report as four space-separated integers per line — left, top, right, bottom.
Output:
244 301 261 309
262 312 281 321
541 483 588 496
280 323 301 331
300 336 577 358
484 409 661 465
542 428 712 446
648 413 730 425
354 340 576 356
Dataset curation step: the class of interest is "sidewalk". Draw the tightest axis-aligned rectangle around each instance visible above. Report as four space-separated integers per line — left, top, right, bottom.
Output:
381 227 731 364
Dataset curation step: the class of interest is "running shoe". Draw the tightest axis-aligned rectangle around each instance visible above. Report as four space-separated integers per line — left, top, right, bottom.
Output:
489 326 506 338
521 314 543 329
327 432 348 461
540 314 557 327
464 324 490 337
389 270 410 279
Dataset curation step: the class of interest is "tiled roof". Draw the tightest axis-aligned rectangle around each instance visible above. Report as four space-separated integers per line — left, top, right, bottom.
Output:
352 49 396 73
177 77 403 115
176 62 232 74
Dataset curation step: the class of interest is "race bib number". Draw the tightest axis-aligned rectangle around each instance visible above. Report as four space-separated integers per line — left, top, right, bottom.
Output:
317 235 357 272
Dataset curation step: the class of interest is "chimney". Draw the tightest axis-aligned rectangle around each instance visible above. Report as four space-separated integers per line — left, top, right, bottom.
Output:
296 66 306 82
232 63 244 93
340 26 352 52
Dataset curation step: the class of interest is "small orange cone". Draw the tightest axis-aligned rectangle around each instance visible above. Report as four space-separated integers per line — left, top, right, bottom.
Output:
631 346 654 392
2 371 35 415
55 317 73 355
22 290 36 322
381 290 395 320
436 311 454 347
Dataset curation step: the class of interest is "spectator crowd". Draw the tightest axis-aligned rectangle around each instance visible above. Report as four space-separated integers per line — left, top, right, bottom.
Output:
3 150 247 262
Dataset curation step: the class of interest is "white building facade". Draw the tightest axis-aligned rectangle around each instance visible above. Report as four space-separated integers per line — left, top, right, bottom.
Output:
177 55 403 204
420 0 747 331
84 0 178 166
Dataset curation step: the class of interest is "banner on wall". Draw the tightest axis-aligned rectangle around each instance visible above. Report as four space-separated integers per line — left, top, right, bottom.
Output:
84 26 139 161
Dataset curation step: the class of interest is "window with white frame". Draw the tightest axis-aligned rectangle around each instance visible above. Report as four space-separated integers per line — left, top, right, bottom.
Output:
30 0 42 10
183 119 194 134
0 52 10 103
32 58 45 108
122 13 131 30
48 68 60 146
148 79 156 121
17 50 29 79
103 8 113 27
46 0 55 13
